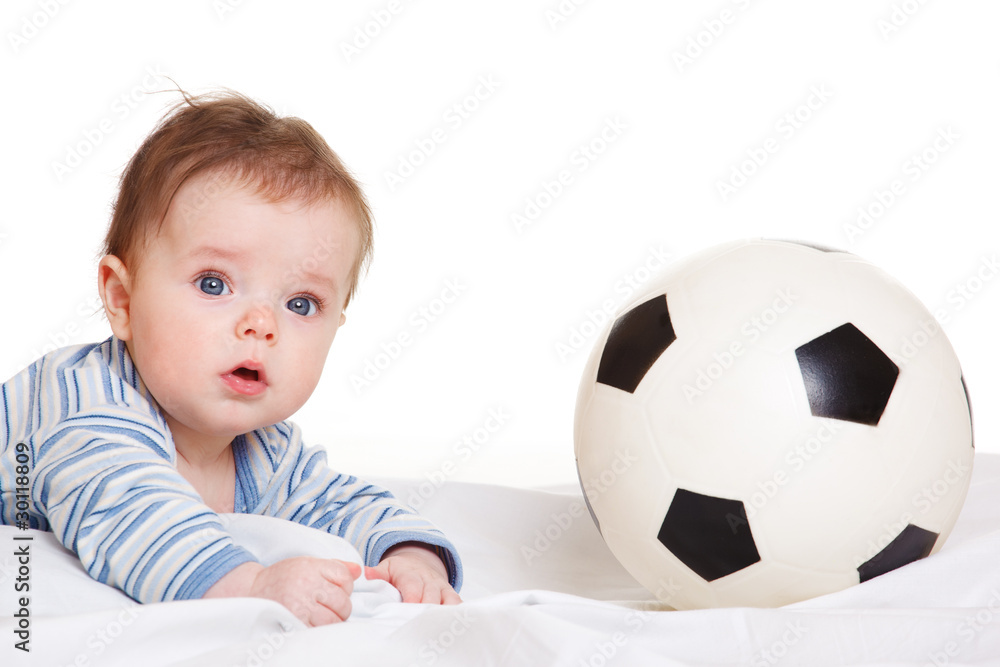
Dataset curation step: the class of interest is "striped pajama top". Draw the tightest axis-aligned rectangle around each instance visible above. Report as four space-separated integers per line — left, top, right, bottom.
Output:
0 336 462 603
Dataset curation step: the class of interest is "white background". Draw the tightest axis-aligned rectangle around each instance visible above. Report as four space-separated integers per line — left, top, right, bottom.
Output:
1 0 997 488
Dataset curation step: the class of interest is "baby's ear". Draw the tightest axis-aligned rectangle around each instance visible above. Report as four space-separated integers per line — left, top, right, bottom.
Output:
339 311 346 327
98 255 133 340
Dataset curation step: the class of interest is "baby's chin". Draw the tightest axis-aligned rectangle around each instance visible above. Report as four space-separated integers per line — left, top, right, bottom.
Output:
206 415 286 440
166 406 291 444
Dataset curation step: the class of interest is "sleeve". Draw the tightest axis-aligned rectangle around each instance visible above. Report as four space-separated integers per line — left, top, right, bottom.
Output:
239 423 464 591
34 412 257 603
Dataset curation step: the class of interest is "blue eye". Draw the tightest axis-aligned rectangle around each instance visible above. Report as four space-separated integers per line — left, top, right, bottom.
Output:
198 275 230 296
287 297 318 316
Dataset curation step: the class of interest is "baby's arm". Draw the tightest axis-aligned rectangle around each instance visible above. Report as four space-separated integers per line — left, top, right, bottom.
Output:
204 557 361 626
243 423 464 596
40 424 364 625
35 423 256 603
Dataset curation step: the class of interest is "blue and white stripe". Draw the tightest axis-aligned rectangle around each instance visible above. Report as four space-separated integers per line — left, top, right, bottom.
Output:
1 336 462 602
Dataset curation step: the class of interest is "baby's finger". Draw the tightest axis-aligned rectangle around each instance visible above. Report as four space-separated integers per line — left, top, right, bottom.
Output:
320 560 362 594
315 585 353 623
364 564 390 582
395 574 425 603
442 587 462 605
423 581 443 605
307 602 344 627
286 596 343 627
423 581 462 605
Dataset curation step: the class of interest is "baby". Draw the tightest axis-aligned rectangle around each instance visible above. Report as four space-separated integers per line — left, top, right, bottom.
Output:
0 90 461 626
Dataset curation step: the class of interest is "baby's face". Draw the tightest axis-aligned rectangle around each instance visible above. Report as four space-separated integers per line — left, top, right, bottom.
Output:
121 171 359 443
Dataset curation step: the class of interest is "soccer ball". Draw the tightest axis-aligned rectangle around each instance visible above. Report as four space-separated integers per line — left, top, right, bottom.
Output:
574 239 974 610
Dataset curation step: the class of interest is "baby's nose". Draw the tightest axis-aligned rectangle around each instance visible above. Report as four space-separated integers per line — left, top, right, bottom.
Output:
238 306 276 342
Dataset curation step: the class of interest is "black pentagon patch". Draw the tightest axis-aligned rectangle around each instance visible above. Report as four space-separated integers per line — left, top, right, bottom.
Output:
657 488 760 582
596 295 676 394
795 323 899 426
857 524 938 583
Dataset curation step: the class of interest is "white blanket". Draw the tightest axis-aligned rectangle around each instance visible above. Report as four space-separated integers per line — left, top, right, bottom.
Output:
3 454 1000 666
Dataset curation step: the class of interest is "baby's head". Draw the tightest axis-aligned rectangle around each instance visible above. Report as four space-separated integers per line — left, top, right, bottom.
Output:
98 90 373 447
104 89 373 308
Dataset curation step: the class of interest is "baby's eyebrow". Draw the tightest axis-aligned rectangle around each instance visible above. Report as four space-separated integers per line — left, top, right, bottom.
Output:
187 245 244 262
297 267 340 295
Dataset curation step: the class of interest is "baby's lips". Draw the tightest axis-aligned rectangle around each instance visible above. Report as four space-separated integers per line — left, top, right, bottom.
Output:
229 359 267 384
220 361 268 396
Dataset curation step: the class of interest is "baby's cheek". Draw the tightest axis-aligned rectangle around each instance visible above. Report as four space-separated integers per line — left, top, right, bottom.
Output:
294 366 323 402
143 347 200 412
290 353 325 402
146 373 188 420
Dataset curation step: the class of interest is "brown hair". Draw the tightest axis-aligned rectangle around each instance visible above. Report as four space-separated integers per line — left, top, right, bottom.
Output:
102 88 373 307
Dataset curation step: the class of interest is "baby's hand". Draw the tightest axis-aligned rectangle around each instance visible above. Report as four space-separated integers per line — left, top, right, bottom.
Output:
365 543 462 605
210 557 362 626
252 557 361 626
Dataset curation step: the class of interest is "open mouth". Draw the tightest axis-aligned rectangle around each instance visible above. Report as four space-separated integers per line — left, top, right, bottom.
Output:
222 362 267 396
232 367 259 382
